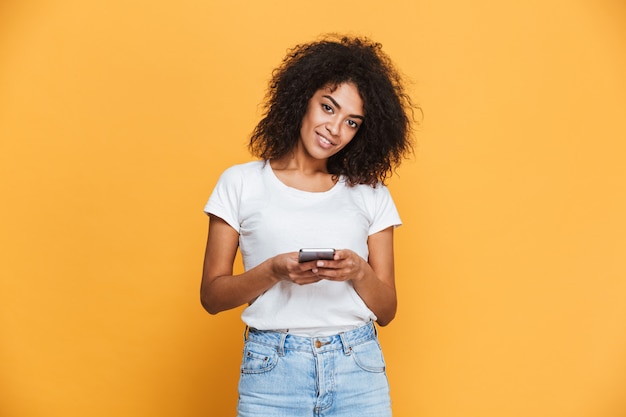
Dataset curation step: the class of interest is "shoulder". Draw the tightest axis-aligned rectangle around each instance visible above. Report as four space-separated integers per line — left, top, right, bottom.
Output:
207 161 266 215
218 160 266 182
342 181 398 221
343 181 392 200
222 159 265 175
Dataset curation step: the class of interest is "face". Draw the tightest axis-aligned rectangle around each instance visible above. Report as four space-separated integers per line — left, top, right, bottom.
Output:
298 82 364 161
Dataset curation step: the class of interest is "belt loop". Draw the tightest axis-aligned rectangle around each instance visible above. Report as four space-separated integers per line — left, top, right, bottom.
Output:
243 325 250 343
339 331 352 355
277 332 287 356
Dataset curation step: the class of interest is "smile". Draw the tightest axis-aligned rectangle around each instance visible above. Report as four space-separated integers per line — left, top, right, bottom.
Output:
317 132 335 147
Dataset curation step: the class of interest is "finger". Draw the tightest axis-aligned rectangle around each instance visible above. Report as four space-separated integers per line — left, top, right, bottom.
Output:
299 260 319 270
289 267 320 281
293 275 322 285
316 268 342 281
316 260 340 269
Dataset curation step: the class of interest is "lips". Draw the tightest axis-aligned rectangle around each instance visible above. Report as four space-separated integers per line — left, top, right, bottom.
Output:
316 131 335 147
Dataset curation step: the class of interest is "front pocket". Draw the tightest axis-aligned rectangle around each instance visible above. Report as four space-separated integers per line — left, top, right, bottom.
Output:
350 340 386 373
240 342 279 374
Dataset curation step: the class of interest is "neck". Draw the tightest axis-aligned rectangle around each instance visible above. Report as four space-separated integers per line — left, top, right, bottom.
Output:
271 147 328 175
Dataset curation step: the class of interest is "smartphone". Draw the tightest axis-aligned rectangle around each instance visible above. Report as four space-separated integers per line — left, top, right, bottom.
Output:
298 248 335 263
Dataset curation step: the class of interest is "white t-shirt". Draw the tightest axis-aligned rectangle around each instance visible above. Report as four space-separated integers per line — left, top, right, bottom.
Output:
205 160 402 336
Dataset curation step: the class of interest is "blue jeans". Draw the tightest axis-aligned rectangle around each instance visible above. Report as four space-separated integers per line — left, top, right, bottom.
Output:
237 322 392 417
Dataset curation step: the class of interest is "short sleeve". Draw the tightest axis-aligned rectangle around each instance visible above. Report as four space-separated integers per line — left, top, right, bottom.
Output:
204 166 243 233
369 184 402 235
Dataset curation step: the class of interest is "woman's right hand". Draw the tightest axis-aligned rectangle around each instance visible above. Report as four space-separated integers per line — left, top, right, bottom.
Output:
202 215 324 315
270 252 324 285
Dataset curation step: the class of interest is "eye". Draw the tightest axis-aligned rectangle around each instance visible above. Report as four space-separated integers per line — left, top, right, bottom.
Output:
321 103 333 113
346 119 359 129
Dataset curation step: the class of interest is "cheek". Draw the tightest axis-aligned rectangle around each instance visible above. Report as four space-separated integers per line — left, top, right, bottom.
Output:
300 110 317 132
341 130 359 145
330 135 355 155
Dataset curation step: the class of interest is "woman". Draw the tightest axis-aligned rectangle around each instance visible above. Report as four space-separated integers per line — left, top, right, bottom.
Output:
201 34 415 417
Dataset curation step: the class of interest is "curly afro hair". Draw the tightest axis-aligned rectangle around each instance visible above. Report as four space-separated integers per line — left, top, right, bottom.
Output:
249 34 417 186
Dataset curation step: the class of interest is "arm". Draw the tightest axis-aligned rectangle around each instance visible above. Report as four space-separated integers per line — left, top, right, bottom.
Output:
314 226 397 326
200 214 322 315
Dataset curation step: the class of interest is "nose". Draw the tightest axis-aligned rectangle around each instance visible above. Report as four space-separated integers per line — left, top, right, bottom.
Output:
326 119 340 136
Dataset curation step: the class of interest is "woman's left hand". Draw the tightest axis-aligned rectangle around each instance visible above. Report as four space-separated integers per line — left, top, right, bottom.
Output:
312 249 367 282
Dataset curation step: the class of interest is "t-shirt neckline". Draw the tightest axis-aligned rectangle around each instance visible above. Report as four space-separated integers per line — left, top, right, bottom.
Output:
264 160 344 198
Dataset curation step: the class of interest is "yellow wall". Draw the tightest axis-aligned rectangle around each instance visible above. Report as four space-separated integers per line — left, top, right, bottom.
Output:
1 0 625 416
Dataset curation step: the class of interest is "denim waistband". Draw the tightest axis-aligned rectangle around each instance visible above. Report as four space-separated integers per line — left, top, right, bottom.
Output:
245 322 377 355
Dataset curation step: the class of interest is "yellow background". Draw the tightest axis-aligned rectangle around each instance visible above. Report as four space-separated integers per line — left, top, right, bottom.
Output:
1 0 625 416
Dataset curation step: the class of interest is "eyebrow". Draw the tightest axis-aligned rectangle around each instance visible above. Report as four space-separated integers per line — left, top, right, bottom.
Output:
323 95 365 120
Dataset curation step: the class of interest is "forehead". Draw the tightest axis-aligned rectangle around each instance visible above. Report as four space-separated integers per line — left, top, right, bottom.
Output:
323 81 360 96
316 82 364 113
